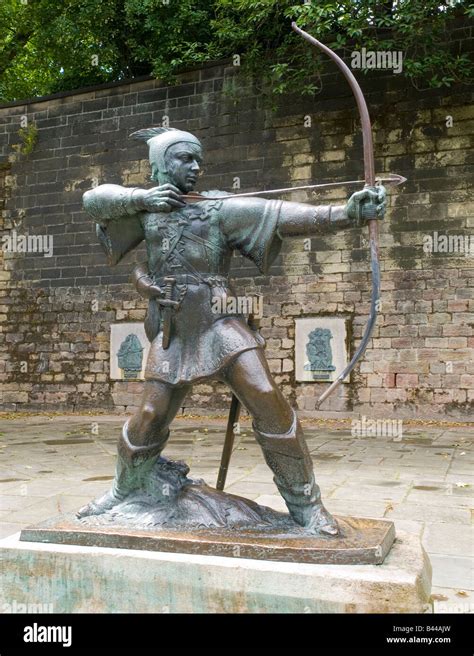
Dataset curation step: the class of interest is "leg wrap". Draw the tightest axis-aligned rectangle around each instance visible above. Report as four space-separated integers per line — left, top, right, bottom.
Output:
253 412 322 524
119 420 169 464
76 420 169 518
112 420 169 499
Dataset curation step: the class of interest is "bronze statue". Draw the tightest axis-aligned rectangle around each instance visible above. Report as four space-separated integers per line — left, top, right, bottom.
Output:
78 125 386 537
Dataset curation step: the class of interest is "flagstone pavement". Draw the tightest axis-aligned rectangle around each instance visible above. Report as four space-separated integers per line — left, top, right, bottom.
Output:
1 413 472 614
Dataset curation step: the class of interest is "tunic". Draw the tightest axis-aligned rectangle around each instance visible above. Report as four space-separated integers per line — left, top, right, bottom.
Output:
140 192 283 385
83 186 348 386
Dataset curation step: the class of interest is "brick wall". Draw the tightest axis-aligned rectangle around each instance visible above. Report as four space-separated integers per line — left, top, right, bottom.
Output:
0 38 473 420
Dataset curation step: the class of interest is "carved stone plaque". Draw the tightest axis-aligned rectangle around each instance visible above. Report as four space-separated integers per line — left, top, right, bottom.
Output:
110 323 150 381
295 317 349 383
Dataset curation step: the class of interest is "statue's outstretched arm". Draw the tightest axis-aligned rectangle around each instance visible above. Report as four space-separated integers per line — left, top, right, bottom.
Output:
276 187 386 237
276 201 350 237
219 193 380 274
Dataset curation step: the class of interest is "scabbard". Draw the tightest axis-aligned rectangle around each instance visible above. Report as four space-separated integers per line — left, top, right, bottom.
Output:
162 308 172 350
162 277 176 350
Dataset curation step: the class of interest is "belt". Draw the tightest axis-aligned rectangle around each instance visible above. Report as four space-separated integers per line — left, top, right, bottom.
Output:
154 273 229 287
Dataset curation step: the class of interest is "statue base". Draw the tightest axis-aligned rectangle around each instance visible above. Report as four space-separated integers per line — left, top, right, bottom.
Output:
20 513 395 565
19 455 395 565
2 530 432 613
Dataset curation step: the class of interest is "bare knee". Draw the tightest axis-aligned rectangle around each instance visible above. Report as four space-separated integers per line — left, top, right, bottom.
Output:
225 349 294 433
141 401 160 426
249 389 294 434
130 401 167 441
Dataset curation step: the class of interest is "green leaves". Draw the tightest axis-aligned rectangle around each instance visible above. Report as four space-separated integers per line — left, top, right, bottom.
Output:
12 123 38 156
0 0 471 102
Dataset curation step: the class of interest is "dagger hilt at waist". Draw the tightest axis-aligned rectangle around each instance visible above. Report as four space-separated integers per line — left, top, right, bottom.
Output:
164 277 175 298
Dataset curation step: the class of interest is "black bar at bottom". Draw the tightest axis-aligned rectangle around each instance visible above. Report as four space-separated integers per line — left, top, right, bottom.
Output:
0 613 472 654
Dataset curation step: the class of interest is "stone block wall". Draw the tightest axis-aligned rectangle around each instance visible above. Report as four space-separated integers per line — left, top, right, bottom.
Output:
0 35 473 420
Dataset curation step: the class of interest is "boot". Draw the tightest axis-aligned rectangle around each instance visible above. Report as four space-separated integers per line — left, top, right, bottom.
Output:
253 412 339 536
76 420 168 518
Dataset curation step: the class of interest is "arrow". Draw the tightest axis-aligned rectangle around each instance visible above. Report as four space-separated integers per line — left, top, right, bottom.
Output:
182 174 406 203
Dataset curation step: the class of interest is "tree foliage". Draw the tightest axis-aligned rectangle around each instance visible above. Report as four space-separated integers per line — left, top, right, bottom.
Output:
0 0 472 102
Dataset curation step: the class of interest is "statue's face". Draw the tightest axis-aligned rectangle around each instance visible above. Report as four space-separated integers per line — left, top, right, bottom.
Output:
163 143 202 193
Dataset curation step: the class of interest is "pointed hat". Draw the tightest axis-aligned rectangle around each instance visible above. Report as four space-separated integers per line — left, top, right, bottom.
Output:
130 127 202 176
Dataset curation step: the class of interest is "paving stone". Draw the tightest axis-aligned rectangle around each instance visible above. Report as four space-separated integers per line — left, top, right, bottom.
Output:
0 523 23 539
392 519 424 537
445 474 474 484
330 484 410 502
61 481 112 497
386 503 472 525
2 479 78 497
405 489 473 508
448 465 474 475
0 495 48 512
429 555 474 590
2 495 93 524
253 494 287 512
226 481 279 496
431 586 474 614
423 523 474 557
323 499 388 518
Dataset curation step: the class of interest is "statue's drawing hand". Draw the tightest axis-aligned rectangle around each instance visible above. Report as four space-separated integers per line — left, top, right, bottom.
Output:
145 284 165 299
346 185 386 224
135 279 164 300
134 184 186 213
157 298 179 309
131 264 164 299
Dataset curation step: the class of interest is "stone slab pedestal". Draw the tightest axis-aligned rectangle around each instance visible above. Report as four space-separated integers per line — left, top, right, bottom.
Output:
20 514 396 565
0 531 432 613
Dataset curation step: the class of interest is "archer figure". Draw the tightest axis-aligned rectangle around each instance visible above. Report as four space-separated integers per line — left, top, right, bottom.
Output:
79 127 386 536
